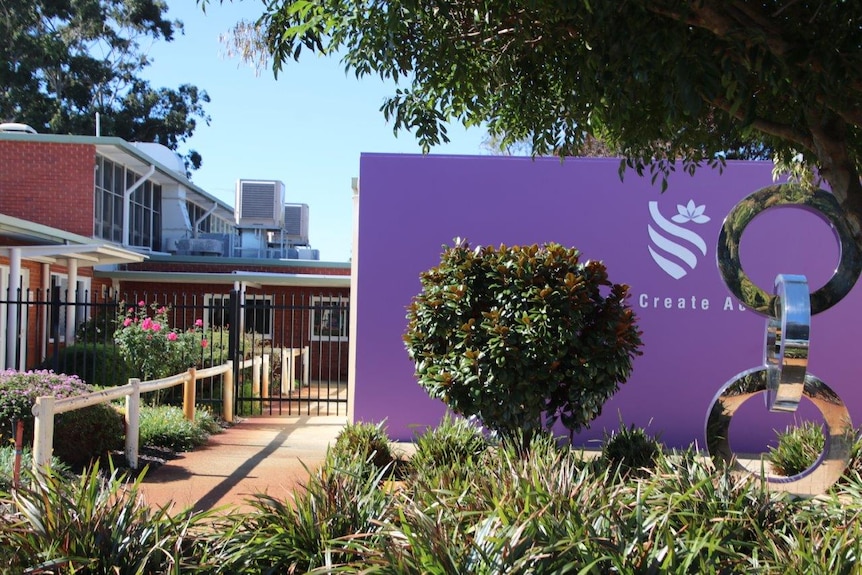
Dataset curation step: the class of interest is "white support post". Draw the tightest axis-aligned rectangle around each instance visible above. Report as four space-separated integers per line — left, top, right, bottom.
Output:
125 378 140 469
5 247 21 369
65 258 78 345
32 396 55 472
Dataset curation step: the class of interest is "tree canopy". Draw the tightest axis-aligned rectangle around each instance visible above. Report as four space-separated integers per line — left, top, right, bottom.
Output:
214 0 862 239
1 0 210 171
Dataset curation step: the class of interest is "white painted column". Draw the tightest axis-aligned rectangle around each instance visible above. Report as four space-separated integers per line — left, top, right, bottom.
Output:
65 258 78 344
5 247 21 369
347 179 360 422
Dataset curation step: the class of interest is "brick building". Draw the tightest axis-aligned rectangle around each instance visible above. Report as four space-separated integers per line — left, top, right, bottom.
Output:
0 129 351 413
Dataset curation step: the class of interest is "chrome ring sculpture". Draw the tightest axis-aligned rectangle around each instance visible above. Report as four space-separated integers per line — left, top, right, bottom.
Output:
709 184 862 495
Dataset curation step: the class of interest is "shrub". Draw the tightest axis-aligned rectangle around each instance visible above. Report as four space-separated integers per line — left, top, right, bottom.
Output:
332 421 394 470
0 370 90 425
53 404 125 469
404 240 643 442
139 405 212 452
600 419 663 478
0 465 207 572
0 446 71 490
38 343 132 388
114 301 207 382
768 420 826 477
411 414 489 482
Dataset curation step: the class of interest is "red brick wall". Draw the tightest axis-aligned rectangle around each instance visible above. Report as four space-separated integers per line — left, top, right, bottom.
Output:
0 141 95 237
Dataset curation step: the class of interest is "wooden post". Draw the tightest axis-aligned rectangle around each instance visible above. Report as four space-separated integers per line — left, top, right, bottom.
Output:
12 419 23 489
252 356 261 398
261 353 270 399
32 395 55 473
183 368 196 421
125 378 140 469
223 361 234 423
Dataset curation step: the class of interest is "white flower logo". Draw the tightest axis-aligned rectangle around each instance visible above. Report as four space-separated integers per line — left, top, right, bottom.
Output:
671 200 710 224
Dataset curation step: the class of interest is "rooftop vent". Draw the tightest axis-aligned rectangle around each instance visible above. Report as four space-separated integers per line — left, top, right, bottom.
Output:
236 179 285 229
283 203 310 246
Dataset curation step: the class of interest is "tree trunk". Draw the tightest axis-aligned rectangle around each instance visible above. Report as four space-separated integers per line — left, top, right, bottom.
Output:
807 112 862 252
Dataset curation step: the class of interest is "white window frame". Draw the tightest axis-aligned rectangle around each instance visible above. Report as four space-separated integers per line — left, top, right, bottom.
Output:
204 293 273 338
310 296 350 342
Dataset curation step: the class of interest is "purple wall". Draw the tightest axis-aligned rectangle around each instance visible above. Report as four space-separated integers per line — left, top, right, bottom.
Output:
353 154 861 452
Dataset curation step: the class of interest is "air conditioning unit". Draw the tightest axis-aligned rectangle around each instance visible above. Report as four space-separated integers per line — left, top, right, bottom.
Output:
283 203 310 246
235 179 285 228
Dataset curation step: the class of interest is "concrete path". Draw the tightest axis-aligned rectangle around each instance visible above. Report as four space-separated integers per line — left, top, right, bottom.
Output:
138 415 347 514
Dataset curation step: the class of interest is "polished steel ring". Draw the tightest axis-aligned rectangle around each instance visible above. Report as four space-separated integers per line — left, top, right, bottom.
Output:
765 274 810 413
705 367 852 495
717 184 862 316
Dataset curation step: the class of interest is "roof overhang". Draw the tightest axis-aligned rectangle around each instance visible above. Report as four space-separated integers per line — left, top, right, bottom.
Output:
0 244 147 267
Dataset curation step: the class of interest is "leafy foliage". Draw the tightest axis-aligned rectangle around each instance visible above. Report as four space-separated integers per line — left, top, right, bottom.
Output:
0 446 71 490
114 301 207 382
404 240 642 441
768 421 826 477
0 0 210 171
53 404 125 469
37 343 132 388
332 420 394 471
411 414 489 474
600 418 663 478
0 465 209 573
8 420 862 571
220 0 862 235
0 370 90 424
138 405 218 452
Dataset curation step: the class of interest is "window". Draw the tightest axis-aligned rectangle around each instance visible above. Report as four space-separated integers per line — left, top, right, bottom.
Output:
94 155 162 250
204 293 272 337
311 296 349 341
49 274 91 342
187 201 236 236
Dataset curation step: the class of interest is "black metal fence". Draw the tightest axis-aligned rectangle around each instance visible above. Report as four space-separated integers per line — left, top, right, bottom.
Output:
1 288 349 417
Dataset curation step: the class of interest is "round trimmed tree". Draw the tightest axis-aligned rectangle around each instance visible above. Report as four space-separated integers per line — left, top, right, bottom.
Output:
404 241 643 442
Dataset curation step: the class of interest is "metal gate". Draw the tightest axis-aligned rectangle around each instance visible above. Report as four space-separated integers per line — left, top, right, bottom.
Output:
6 288 349 417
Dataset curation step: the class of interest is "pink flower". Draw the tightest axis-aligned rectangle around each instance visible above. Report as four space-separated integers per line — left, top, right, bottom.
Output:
128 308 134 314
141 317 153 330
123 318 132 327
201 339 208 349
195 319 203 327
138 300 145 307
152 322 162 332
158 307 166 314
167 332 178 341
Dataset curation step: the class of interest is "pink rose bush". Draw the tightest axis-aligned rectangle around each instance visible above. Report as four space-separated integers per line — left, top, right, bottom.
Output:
114 302 207 381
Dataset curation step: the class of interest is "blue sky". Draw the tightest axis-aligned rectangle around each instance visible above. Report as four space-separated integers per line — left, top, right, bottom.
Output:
141 2 489 262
